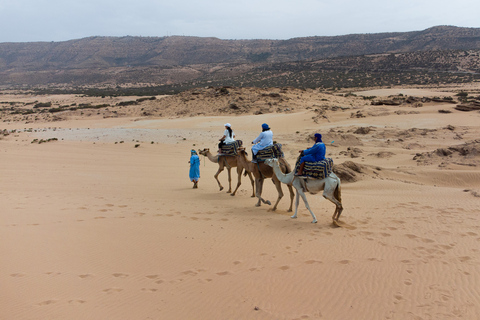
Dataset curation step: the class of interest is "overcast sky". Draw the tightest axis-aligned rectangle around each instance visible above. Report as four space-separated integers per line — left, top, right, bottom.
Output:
1 0 479 43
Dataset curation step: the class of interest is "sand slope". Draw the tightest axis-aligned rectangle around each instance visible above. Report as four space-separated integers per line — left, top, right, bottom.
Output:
1 88 480 319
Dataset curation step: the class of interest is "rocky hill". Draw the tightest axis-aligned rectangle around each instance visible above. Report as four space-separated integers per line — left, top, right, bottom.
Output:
1 25 480 89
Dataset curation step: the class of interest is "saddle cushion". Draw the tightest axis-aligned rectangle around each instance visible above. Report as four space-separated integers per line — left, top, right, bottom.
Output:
256 143 284 162
220 140 243 155
294 156 334 179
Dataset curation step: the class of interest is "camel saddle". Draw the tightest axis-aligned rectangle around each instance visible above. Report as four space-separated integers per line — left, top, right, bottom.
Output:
294 156 334 179
219 140 243 155
255 143 285 162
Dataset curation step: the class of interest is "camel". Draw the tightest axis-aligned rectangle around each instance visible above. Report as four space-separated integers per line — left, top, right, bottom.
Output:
198 148 255 197
264 158 343 224
236 148 294 212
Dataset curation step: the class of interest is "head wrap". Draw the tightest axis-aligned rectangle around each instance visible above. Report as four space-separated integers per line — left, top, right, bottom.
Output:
262 123 270 130
191 149 197 155
224 123 231 128
314 133 322 142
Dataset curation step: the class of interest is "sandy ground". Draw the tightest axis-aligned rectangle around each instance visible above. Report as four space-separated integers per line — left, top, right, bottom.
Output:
1 88 480 319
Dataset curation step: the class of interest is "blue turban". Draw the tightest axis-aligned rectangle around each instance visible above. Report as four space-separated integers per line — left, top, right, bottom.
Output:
314 133 322 142
262 123 270 130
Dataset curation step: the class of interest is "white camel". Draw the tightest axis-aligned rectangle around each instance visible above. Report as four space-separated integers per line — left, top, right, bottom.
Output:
264 158 343 224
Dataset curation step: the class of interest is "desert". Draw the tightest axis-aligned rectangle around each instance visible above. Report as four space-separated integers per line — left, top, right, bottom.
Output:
1 84 480 319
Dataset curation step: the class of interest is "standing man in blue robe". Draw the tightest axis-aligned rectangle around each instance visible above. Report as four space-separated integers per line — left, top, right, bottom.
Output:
296 133 326 176
189 149 200 188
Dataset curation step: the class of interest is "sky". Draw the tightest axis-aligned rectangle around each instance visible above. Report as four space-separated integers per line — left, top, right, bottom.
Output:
1 0 479 43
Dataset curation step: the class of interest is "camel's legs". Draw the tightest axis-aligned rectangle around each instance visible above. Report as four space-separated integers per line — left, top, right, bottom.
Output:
214 167 225 191
292 181 317 223
255 178 271 207
226 168 232 193
231 169 255 197
298 188 318 223
291 189 301 219
247 171 255 197
271 178 284 211
286 184 294 212
322 181 343 221
231 167 243 196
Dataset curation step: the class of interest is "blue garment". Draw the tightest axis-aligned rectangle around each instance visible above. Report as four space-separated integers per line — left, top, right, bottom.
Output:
300 142 326 163
189 155 200 181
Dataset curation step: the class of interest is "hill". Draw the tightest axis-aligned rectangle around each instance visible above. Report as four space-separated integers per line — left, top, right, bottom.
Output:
1 25 480 89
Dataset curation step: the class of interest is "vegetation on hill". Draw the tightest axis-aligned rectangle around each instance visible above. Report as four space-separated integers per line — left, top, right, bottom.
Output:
0 26 479 92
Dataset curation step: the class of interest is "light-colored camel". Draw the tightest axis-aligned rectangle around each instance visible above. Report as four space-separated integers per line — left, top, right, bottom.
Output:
198 148 255 197
236 148 294 212
265 158 343 224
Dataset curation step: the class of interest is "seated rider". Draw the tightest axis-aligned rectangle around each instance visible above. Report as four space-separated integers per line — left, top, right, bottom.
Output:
218 123 235 151
251 123 273 160
296 133 326 176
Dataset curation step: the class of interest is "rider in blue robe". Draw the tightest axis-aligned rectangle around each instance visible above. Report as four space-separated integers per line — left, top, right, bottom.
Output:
296 133 326 176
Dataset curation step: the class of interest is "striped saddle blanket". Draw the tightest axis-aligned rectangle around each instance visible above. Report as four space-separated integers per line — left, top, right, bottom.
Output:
294 156 334 179
256 143 285 162
220 140 243 155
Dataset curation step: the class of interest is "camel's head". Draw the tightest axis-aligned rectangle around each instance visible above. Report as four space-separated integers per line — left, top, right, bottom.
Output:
198 148 209 156
264 158 279 167
238 147 248 158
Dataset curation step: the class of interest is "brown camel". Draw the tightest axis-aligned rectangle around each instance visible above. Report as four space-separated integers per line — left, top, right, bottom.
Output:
198 148 255 197
236 148 294 212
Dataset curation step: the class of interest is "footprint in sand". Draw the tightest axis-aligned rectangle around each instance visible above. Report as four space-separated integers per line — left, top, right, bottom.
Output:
279 265 290 270
38 300 58 306
10 273 26 277
216 271 231 276
103 288 123 294
141 288 158 292
68 300 86 304
79 274 94 279
146 275 159 279
458 256 472 262
393 293 404 304
112 273 129 278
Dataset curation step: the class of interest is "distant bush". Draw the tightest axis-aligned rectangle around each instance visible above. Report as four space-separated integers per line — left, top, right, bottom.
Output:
33 102 52 108
117 100 139 106
136 97 156 103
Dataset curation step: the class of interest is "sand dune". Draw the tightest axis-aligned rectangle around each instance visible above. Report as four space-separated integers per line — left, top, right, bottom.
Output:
1 87 480 319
